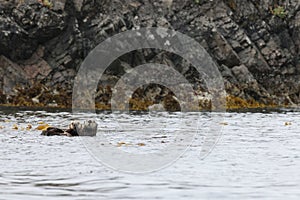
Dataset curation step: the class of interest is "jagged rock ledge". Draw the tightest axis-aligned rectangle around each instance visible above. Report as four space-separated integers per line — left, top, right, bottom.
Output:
0 0 299 111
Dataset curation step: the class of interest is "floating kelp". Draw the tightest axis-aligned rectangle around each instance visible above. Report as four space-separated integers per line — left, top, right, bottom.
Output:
226 96 277 110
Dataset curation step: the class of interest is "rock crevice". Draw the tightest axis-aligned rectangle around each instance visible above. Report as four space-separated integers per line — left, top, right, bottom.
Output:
0 0 299 109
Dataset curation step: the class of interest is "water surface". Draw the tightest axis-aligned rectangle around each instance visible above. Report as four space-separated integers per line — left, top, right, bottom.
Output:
0 107 300 199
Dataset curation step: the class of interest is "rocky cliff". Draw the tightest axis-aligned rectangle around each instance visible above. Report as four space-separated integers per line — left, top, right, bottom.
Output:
0 0 299 110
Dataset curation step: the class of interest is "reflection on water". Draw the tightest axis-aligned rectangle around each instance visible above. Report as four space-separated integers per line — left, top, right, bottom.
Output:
0 106 300 199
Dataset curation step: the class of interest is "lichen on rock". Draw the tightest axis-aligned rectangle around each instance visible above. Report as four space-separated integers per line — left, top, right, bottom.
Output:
0 0 299 110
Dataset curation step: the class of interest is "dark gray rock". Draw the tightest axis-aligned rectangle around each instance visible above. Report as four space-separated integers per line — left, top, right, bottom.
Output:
0 12 38 61
12 3 65 42
0 2 65 61
0 0 299 107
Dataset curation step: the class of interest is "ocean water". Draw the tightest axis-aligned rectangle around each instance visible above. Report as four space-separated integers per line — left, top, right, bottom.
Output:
0 107 300 199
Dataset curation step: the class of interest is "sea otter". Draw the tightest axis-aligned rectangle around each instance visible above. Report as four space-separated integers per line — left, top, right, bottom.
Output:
41 120 97 137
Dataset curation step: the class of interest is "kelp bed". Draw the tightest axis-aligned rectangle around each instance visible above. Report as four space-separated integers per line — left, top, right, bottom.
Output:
0 83 279 111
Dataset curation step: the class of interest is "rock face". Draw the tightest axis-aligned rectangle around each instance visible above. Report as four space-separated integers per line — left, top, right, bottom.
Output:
0 0 299 109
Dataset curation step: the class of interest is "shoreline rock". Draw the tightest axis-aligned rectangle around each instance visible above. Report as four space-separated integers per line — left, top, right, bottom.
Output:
0 0 299 110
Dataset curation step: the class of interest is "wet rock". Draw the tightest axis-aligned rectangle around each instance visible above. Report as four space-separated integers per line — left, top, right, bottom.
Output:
0 0 299 108
0 89 5 104
208 31 241 67
0 56 29 96
0 0 21 12
12 3 65 42
220 64 238 84
232 64 255 84
0 2 65 61
0 12 38 61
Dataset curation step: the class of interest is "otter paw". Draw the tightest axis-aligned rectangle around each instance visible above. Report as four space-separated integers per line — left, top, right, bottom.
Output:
75 120 98 136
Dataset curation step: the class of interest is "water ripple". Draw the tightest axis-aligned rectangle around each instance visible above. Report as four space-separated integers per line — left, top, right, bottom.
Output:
0 108 300 199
